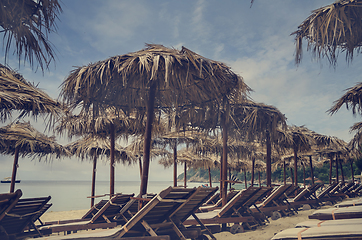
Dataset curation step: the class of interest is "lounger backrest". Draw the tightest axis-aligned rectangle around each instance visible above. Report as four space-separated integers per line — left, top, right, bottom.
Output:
218 187 260 217
0 189 22 222
204 192 220 205
115 187 197 238
172 186 218 223
0 196 51 235
317 182 338 199
89 194 134 223
261 185 291 207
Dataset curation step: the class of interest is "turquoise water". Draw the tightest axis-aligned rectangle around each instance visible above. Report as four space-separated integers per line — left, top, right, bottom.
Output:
0 180 204 212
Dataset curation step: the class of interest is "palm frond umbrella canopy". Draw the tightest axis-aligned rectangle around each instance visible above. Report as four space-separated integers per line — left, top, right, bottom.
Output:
0 64 63 122
286 125 316 186
159 148 218 187
66 135 135 207
56 107 148 196
0 121 68 192
0 0 62 70
292 0 362 65
154 130 210 187
231 101 288 187
59 44 247 197
329 82 362 116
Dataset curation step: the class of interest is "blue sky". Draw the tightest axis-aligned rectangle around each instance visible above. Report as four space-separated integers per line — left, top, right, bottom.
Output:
1 0 362 183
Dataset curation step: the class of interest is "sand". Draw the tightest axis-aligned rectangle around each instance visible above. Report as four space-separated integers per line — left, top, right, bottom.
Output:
39 205 331 239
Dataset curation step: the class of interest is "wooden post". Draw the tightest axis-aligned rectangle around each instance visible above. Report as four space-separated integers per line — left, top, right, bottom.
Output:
228 168 231 191
309 156 314 185
244 169 247 189
110 122 115 197
293 144 298 186
258 171 261 187
208 167 212 187
173 143 177 187
290 167 294 185
329 154 333 184
10 146 20 193
266 130 271 187
339 158 344 183
91 154 97 207
138 157 142 180
351 159 355 183
283 161 286 185
335 155 339 183
221 110 228 207
251 157 255 187
184 161 187 188
140 83 156 197
302 163 306 188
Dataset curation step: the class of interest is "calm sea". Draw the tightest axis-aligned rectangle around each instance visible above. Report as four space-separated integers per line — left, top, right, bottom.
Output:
0 180 205 212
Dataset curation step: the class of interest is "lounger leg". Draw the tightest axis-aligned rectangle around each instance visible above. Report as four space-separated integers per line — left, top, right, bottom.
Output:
191 213 216 240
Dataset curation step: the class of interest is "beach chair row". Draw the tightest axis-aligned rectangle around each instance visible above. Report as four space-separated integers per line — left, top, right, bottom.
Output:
2 181 361 239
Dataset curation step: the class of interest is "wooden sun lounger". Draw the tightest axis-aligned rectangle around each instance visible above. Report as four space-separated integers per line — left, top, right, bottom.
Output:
252 184 296 216
314 182 340 204
41 193 134 234
0 195 52 239
308 205 362 220
112 186 218 239
184 186 269 230
346 184 362 198
335 197 362 208
271 225 362 239
198 190 238 212
288 184 323 208
0 189 22 222
296 218 362 228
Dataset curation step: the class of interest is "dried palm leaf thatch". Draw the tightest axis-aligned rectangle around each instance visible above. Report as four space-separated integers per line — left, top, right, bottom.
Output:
230 100 287 141
125 136 171 159
0 64 63 122
0 121 68 159
254 159 266 171
292 0 362 65
56 107 147 139
329 82 362 115
66 135 136 164
153 130 209 148
159 148 218 169
349 121 362 151
0 0 62 70
287 125 317 152
60 44 248 117
228 157 252 172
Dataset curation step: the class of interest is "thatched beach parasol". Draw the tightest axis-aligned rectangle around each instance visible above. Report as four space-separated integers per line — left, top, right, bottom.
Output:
0 0 62 70
66 135 135 207
0 121 68 192
59 44 246 198
292 0 362 66
0 64 63 122
56 107 144 196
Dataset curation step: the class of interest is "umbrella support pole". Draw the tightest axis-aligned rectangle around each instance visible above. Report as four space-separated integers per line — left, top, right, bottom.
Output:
173 144 177 187
293 144 298 186
351 160 354 183
221 106 228 207
10 146 20 193
283 161 286 185
251 158 255 187
266 130 271 187
110 123 115 197
140 83 156 197
309 156 314 185
91 154 97 207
